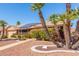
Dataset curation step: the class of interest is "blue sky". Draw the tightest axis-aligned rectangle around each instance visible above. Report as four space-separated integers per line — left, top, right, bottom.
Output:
0 3 79 28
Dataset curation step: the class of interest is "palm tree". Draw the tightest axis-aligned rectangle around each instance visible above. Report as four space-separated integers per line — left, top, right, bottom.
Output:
70 8 79 49
31 3 62 47
58 8 78 48
62 3 71 49
64 3 79 49
0 20 7 40
16 21 21 26
16 21 21 40
74 8 79 32
32 3 50 39
49 14 64 46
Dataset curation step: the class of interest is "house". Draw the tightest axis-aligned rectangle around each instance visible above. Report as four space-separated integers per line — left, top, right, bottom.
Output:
0 25 18 38
6 25 18 38
0 21 75 38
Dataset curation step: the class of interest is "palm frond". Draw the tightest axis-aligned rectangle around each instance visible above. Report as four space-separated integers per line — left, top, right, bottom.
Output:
0 20 7 26
31 3 45 12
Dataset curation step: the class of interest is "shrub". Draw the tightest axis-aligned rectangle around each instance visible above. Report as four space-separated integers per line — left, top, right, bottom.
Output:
11 28 56 41
11 34 17 38
30 29 42 40
1 35 7 38
11 34 25 40
29 28 55 41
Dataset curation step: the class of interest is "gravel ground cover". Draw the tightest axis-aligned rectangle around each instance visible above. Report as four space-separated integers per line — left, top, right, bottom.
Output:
0 40 79 56
0 39 17 47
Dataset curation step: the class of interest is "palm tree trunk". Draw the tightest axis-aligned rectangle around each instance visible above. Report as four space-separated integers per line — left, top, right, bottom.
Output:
38 10 62 47
2 25 5 39
72 40 79 49
6 28 7 38
38 10 50 38
54 25 64 45
63 21 71 48
17 30 19 40
76 20 79 32
71 20 79 49
54 26 64 47
63 3 71 49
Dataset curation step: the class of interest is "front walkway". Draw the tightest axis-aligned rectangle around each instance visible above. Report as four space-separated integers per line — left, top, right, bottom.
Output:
0 39 33 51
0 40 17 47
0 39 79 56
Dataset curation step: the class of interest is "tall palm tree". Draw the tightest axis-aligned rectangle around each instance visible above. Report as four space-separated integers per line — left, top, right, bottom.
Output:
31 3 61 47
58 8 78 48
0 20 7 40
65 3 79 49
16 21 21 40
70 8 79 49
16 21 21 26
74 8 79 32
32 3 50 39
63 3 71 49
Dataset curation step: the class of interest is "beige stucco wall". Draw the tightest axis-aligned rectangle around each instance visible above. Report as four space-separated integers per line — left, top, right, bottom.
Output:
7 26 17 38
8 31 16 38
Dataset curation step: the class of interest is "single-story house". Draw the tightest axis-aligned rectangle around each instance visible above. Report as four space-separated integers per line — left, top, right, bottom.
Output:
0 21 75 38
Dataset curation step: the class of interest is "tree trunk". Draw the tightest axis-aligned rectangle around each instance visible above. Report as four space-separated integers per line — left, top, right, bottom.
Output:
72 40 79 49
63 21 71 48
38 10 62 47
59 26 65 43
54 25 64 45
2 25 5 39
71 20 79 49
38 10 50 38
6 28 7 38
76 20 79 32
54 25 60 39
63 3 71 49
17 30 20 40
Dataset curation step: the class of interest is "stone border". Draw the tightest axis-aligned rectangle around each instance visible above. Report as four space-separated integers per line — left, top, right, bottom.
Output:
31 45 79 53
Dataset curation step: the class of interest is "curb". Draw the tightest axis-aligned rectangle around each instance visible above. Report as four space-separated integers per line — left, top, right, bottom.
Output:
31 45 79 53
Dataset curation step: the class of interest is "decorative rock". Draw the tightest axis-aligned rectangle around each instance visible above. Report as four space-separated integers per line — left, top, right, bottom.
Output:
42 45 47 49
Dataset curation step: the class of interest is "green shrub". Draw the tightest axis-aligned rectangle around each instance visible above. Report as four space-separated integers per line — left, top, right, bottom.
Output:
0 35 8 38
11 28 55 41
38 30 47 40
30 29 41 40
30 30 39 38
29 29 54 41
11 34 17 38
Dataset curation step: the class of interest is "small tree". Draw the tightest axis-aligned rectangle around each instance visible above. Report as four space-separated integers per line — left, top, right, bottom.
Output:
16 21 21 26
0 20 7 40
16 21 21 40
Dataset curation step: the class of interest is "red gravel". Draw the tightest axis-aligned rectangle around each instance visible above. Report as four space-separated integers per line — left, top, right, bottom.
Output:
0 40 79 56
0 40 17 47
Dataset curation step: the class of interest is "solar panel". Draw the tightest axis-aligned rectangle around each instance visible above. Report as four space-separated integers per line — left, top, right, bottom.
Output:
19 23 40 29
